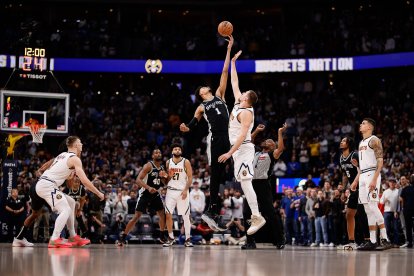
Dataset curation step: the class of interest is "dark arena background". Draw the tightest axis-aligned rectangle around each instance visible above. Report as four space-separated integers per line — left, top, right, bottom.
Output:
0 0 413 275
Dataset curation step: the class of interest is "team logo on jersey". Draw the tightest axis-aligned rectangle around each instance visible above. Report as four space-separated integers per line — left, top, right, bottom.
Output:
56 194 62 200
371 192 377 199
145 59 163 73
242 170 247 176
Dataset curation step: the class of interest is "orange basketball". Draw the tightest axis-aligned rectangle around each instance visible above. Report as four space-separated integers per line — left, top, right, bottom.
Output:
218 21 233 37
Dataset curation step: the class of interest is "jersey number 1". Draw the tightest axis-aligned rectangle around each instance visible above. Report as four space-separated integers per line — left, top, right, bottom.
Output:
215 108 221 115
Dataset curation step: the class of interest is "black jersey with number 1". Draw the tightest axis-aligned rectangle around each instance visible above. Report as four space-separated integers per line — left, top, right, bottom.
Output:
201 96 229 136
340 151 359 185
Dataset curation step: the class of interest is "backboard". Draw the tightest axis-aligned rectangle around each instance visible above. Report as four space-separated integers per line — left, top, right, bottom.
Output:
0 90 69 135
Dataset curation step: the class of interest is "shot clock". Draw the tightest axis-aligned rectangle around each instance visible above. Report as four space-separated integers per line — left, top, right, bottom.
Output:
21 47 48 72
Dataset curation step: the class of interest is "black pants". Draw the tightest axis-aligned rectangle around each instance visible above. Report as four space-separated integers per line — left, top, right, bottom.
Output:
355 203 370 244
243 179 285 245
209 134 230 214
7 214 25 241
403 209 413 245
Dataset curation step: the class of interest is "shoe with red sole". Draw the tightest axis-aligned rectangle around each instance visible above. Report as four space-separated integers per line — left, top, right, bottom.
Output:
69 235 91 247
48 238 73 248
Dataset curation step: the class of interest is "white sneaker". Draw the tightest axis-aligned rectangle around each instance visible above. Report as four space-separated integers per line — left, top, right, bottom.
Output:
12 238 34 247
329 242 335 247
246 214 266 235
400 242 409 248
321 243 329 247
340 243 357 250
310 243 319 247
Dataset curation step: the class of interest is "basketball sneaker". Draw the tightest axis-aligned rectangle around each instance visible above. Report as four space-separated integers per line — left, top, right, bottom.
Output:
246 214 266 235
184 238 194 247
357 241 377 251
201 212 223 231
376 239 393 251
12 237 34 247
338 243 357 251
163 237 175 247
48 238 73 248
241 242 257 250
69 235 91 247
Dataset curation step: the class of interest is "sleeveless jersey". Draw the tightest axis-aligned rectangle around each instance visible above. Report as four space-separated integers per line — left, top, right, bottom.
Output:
340 151 359 184
140 161 165 196
41 152 76 186
229 104 254 145
201 96 229 136
64 185 86 202
358 135 378 173
167 158 187 190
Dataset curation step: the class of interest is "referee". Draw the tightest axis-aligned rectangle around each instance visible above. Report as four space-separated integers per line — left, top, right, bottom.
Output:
242 123 287 249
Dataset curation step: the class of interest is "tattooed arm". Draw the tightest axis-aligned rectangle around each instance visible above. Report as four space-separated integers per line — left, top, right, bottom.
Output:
368 136 383 191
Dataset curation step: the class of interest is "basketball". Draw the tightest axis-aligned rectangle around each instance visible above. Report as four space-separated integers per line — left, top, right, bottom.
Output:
218 21 233 37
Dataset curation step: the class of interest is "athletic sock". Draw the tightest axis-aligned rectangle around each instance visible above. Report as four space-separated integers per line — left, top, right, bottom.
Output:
16 225 28 240
380 228 388 241
370 230 377 244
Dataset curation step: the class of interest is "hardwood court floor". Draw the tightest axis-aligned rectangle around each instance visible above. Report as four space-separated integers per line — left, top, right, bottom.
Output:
0 243 413 276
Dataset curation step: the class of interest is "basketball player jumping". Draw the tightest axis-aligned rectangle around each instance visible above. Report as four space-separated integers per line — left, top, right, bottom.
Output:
338 137 370 250
218 50 266 235
163 144 194 247
13 136 104 248
117 149 168 246
180 36 233 231
354 119 392 250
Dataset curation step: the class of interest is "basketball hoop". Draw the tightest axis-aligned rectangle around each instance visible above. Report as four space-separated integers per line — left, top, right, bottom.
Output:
28 123 47 144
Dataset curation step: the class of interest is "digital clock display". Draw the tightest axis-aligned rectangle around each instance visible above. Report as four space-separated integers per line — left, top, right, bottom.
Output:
22 47 47 71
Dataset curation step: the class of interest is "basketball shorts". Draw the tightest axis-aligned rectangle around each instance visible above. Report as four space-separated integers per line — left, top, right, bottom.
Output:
164 189 190 216
35 179 69 212
347 190 359 210
232 143 254 182
135 193 164 213
358 172 381 204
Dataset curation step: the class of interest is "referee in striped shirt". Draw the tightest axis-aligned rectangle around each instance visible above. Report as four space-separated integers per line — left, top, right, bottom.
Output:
242 123 287 249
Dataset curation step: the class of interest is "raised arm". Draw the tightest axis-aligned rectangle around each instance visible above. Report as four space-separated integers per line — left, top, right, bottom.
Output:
68 156 104 200
180 105 204 132
368 137 384 191
273 123 287 159
215 35 234 100
230 50 243 102
251 124 265 144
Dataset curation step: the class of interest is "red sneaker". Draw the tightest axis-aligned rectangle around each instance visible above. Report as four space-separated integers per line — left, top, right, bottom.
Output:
69 235 91 247
48 238 73 248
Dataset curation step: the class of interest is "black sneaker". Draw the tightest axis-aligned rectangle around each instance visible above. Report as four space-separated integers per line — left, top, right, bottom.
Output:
116 234 127 247
163 237 175 247
184 238 194 247
357 241 377 251
376 239 393 251
241 242 257 250
275 243 285 250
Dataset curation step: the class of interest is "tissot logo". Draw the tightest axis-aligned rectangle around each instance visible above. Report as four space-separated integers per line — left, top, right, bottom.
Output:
19 73 47 80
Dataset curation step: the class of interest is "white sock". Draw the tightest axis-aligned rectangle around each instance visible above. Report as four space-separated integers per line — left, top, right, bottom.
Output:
380 227 388 241
169 232 174 239
370 230 377 244
182 215 191 240
240 179 259 216
51 206 71 240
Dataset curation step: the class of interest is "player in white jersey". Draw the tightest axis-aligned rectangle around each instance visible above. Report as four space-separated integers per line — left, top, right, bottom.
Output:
218 50 265 236
163 144 194 247
352 119 391 251
14 136 104 248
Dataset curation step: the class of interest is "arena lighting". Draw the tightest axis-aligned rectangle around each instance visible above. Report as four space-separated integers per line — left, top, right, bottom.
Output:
1 52 414 73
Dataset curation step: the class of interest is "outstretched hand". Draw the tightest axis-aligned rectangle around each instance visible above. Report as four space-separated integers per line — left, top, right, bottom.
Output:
226 35 234 49
279 122 288 133
180 123 190 132
232 50 242 62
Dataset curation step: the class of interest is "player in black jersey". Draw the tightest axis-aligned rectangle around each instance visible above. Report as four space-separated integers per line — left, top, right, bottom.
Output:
180 35 233 230
339 137 369 250
118 149 168 246
63 176 88 237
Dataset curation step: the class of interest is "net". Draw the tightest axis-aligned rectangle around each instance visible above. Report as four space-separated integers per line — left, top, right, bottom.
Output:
28 124 47 143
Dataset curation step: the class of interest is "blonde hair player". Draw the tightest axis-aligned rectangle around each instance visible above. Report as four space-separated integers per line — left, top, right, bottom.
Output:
353 118 392 251
218 50 265 235
14 136 104 248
